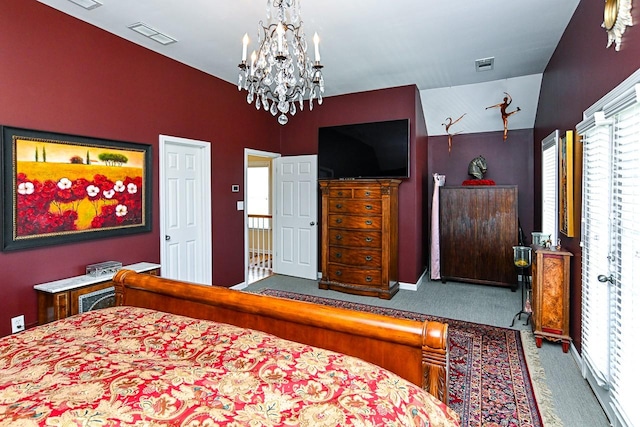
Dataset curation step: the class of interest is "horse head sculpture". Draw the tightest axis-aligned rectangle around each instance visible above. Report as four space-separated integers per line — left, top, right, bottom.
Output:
468 155 488 180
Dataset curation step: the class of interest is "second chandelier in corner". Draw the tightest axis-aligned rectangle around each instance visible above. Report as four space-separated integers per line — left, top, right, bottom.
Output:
238 0 324 125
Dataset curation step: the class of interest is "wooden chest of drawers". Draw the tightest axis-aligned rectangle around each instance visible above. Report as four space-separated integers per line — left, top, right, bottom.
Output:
319 179 400 299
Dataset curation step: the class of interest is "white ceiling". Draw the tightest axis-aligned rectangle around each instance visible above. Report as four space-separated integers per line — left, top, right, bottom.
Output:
37 0 581 134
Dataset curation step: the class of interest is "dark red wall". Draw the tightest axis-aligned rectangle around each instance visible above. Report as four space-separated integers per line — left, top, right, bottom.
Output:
426 129 534 240
0 2 432 338
415 93 430 282
0 0 279 336
535 1 640 351
279 85 429 283
5 0 626 344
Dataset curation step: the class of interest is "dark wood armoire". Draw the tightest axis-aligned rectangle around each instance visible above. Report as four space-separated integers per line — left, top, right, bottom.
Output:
439 185 518 289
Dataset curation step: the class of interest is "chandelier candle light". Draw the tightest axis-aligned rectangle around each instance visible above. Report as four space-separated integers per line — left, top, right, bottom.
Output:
238 0 324 125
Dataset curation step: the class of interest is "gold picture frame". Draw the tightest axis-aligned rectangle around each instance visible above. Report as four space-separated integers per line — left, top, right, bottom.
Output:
559 130 574 237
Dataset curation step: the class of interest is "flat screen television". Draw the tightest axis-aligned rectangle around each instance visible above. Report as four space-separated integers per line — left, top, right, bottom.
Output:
318 119 410 179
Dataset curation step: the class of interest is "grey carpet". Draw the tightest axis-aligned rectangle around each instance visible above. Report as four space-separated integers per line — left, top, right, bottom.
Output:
243 274 609 427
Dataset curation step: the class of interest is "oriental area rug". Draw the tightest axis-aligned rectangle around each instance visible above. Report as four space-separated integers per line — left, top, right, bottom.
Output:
259 289 562 427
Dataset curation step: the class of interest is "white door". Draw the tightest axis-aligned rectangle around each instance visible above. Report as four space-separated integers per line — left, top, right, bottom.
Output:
160 135 212 285
577 71 640 427
273 155 318 279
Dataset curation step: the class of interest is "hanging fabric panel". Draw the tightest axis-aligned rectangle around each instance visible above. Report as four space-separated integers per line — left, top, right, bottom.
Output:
430 174 446 280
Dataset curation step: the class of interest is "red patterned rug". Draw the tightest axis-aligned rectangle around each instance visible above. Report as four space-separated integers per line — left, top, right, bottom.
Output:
259 289 558 427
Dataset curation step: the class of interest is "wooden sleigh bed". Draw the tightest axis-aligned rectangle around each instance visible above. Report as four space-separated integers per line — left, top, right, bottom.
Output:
0 270 457 426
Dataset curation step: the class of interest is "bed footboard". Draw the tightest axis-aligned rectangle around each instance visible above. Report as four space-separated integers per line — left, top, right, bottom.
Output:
113 270 449 403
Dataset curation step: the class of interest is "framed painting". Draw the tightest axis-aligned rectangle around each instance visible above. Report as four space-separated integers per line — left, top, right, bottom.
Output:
2 126 152 251
573 131 583 240
559 130 574 237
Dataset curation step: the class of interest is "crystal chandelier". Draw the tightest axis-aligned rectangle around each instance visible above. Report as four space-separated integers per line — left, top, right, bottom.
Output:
238 0 324 125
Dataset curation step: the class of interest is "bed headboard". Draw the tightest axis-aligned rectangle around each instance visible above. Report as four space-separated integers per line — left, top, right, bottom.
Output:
112 269 449 403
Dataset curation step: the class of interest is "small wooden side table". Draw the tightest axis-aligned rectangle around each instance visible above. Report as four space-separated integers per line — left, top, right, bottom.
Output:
34 262 161 325
531 247 572 352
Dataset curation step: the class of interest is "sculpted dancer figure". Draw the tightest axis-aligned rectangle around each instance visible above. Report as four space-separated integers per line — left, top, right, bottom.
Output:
442 113 466 153
486 92 520 141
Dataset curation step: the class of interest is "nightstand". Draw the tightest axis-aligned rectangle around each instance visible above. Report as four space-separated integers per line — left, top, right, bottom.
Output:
34 262 160 325
531 247 572 352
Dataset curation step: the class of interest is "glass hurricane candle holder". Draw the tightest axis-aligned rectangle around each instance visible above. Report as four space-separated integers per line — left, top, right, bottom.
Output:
513 246 532 268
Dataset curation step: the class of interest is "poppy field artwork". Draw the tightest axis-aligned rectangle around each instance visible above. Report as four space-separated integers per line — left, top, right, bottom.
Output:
2 127 152 251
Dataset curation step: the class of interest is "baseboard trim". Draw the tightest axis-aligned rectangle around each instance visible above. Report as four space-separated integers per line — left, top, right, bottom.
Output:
240 269 426 292
398 268 427 291
231 282 247 290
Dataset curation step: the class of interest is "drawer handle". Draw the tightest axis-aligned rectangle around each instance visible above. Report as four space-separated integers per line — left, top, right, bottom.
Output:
336 234 343 240
365 255 373 261
336 270 342 276
365 220 373 225
365 205 373 210
365 237 373 242
336 203 343 209
364 191 371 196
365 276 372 282
337 191 343 196
336 218 343 224
335 252 342 258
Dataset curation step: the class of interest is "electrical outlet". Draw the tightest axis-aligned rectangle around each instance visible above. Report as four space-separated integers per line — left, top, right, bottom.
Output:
11 315 25 334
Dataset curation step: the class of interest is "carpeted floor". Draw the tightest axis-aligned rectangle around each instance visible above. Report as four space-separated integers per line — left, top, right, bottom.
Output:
259 288 561 427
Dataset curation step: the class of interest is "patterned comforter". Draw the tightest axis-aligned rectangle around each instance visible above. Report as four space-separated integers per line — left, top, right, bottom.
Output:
0 306 459 426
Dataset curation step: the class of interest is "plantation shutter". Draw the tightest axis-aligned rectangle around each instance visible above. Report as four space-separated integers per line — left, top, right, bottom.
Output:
541 131 558 243
577 69 640 427
609 102 640 426
579 122 611 385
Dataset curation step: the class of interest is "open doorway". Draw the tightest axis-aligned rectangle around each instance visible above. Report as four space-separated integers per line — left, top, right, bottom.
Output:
245 149 278 284
243 149 319 286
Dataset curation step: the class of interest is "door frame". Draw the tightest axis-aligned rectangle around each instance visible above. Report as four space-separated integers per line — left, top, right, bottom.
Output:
159 135 213 285
244 148 280 286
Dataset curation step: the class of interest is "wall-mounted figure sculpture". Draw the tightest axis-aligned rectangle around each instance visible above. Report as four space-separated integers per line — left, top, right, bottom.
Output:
441 113 466 153
486 92 521 141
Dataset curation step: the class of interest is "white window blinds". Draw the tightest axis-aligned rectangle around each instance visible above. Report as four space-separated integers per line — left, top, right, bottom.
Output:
580 122 611 386
577 69 640 427
609 103 640 426
541 131 558 243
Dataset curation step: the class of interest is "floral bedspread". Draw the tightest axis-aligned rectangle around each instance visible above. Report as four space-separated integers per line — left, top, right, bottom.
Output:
0 306 459 426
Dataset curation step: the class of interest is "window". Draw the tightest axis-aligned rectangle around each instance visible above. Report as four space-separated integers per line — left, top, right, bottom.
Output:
246 162 273 270
247 166 270 216
541 130 559 244
577 69 640 427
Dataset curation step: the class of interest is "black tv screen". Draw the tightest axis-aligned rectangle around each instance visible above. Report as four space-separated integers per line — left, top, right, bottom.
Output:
318 119 410 179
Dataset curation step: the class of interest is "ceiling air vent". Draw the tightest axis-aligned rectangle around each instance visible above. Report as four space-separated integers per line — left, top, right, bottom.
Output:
475 57 494 72
67 0 103 10
128 22 177 46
